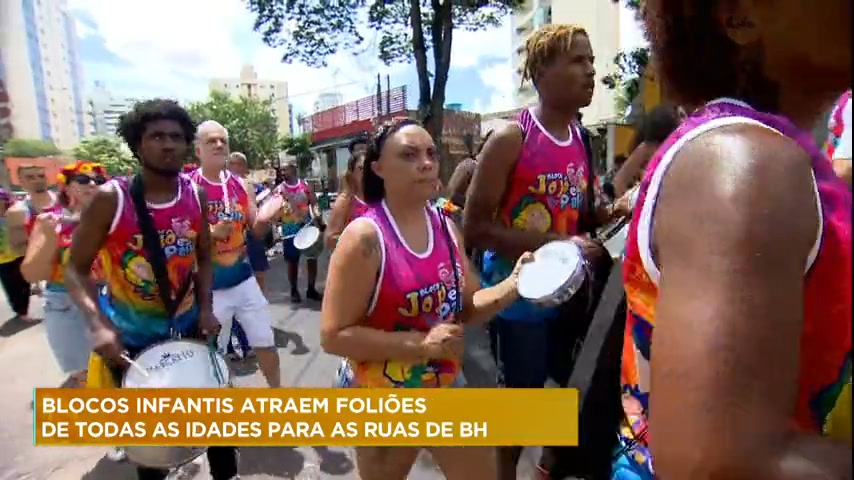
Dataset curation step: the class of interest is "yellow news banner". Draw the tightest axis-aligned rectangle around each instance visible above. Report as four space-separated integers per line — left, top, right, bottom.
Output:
34 388 578 447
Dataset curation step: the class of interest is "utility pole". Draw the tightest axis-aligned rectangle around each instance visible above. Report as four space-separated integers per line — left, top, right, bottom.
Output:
0 77 13 191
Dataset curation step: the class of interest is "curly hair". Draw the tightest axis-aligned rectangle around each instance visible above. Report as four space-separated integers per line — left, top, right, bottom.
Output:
521 24 588 87
117 99 195 159
642 0 779 110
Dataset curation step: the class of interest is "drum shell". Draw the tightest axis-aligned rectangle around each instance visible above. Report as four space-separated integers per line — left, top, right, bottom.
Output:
121 339 230 469
293 225 324 258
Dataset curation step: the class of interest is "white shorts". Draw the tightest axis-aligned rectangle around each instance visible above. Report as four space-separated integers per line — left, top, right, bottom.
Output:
213 277 275 350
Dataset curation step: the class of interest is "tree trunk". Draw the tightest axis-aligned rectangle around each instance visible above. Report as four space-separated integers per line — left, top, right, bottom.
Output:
429 0 453 182
409 0 432 124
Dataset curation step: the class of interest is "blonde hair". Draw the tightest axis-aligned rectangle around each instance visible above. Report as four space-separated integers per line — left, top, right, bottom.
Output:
521 24 588 87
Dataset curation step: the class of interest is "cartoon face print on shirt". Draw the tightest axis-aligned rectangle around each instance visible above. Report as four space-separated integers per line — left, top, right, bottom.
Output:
121 217 196 300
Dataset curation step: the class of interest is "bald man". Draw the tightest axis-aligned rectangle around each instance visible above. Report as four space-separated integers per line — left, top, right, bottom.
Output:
190 121 281 387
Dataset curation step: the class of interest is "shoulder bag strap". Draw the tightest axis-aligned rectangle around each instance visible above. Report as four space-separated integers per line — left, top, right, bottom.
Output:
578 125 598 236
128 175 193 322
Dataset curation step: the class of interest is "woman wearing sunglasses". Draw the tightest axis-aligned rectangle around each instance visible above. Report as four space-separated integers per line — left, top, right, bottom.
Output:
21 161 106 388
323 151 368 248
320 119 531 479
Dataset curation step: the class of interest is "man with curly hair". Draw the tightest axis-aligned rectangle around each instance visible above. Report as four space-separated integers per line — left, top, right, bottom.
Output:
65 99 239 480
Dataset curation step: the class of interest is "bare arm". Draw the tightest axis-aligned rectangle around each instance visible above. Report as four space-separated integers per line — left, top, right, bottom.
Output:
5 206 29 256
305 183 322 220
20 219 58 282
464 124 560 259
831 159 851 186
240 177 258 224
194 188 213 316
65 186 117 333
446 221 519 326
447 158 475 208
613 141 659 197
320 219 429 362
323 193 353 248
650 125 851 479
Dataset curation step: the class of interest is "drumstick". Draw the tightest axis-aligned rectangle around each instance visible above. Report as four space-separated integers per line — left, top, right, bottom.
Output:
120 353 150 378
256 188 272 204
219 170 231 218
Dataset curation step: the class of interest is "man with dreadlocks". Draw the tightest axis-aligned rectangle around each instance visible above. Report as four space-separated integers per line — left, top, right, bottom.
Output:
465 24 623 479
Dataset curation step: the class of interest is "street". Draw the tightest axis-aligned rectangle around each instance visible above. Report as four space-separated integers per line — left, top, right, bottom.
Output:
0 254 541 480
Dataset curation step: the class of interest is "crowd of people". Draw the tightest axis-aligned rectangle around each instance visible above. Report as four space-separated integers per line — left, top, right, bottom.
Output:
0 0 851 479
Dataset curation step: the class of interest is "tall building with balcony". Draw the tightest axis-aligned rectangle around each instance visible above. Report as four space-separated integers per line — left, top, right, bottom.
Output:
0 0 89 149
511 0 622 125
87 82 137 137
209 65 291 137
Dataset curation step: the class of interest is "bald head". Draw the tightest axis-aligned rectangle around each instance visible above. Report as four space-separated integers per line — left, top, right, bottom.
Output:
195 120 229 168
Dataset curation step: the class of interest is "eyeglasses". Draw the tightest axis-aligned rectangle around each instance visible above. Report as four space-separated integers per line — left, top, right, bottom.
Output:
70 174 107 185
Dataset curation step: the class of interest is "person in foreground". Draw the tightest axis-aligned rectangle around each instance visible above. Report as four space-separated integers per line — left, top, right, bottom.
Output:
21 161 106 388
64 99 238 480
274 159 324 302
323 151 368 248
320 119 531 480
614 1 852 479
191 122 280 387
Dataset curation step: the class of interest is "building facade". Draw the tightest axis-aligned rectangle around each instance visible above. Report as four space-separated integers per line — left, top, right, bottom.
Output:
0 0 89 149
510 0 621 125
209 65 292 138
87 82 137 137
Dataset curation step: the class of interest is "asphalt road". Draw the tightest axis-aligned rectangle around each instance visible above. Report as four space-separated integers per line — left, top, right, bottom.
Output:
0 254 540 480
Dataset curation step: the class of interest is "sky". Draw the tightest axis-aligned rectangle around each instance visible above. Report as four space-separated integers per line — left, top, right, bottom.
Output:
69 0 647 118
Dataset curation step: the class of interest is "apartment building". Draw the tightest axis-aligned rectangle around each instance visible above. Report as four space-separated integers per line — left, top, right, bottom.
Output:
510 0 621 125
0 0 89 149
87 82 137 137
209 65 292 137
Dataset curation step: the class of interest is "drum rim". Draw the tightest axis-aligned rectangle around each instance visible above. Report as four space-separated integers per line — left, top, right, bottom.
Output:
121 338 230 388
518 241 584 301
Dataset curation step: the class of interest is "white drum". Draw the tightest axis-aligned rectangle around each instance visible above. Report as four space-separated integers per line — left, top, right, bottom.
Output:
517 240 587 306
293 224 324 258
121 339 230 469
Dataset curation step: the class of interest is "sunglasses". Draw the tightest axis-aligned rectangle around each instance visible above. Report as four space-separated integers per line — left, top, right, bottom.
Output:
70 174 107 186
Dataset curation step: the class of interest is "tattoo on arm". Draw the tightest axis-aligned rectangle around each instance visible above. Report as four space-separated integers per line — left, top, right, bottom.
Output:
358 234 380 258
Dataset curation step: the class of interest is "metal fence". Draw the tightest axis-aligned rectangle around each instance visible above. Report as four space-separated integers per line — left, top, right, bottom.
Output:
301 86 408 143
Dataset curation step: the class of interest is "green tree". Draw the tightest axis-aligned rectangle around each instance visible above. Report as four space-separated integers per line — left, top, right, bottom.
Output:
245 0 521 147
281 134 314 176
3 138 61 157
71 136 138 176
186 91 281 169
602 0 648 118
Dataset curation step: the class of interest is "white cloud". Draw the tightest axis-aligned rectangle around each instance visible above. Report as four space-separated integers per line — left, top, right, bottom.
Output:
70 0 514 117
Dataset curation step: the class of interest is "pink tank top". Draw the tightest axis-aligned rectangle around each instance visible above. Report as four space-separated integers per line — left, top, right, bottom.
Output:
99 175 203 350
189 169 253 290
349 196 368 223
619 98 852 475
342 200 464 388
45 210 75 291
24 194 62 235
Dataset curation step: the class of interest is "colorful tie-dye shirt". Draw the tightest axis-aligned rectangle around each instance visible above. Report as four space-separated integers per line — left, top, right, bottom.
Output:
338 201 464 388
97 176 203 351
614 98 852 479
189 170 253 290
275 180 312 238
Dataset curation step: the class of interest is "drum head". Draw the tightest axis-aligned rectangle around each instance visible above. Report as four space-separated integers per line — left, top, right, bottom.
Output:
123 340 230 389
293 225 320 250
518 241 582 301
603 224 629 259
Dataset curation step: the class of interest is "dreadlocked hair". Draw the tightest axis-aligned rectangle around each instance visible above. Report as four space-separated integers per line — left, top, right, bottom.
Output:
642 0 779 111
521 24 588 87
